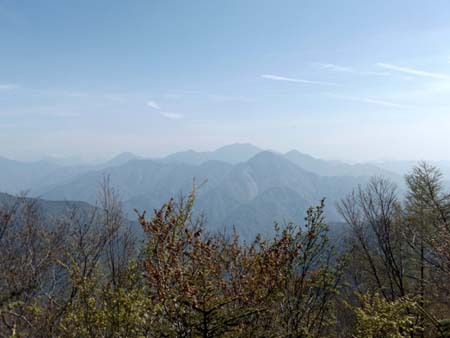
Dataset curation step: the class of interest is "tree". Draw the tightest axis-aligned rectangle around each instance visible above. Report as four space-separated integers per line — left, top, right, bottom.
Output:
138 190 264 337
405 162 450 276
353 293 422 338
265 200 346 338
0 195 68 337
337 177 409 301
139 192 345 337
404 163 450 331
0 177 139 337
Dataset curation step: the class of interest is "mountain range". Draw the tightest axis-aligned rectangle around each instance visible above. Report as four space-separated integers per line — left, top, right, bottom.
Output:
1 143 427 239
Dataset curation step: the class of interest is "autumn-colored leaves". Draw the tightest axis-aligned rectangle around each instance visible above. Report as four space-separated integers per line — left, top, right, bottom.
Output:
138 193 342 337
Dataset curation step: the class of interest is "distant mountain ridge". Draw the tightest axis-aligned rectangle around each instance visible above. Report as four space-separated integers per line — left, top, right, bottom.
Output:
284 150 399 179
0 143 402 192
0 191 96 221
104 152 142 167
35 150 373 238
195 151 374 233
160 143 263 165
0 144 407 239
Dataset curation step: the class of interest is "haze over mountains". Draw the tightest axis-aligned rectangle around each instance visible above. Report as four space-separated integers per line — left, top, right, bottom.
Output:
0 191 96 223
1 143 444 238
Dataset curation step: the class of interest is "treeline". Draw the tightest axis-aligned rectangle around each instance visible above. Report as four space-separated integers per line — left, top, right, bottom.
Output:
1 164 450 337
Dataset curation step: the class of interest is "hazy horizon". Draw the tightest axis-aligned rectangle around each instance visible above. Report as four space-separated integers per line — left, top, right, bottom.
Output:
2 1 450 161
2 142 450 166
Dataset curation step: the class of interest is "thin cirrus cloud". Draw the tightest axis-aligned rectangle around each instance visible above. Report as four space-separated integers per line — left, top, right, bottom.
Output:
146 100 160 110
317 63 390 76
147 100 183 119
261 74 340 86
317 63 353 72
377 63 450 81
160 112 183 120
0 83 19 90
328 94 414 109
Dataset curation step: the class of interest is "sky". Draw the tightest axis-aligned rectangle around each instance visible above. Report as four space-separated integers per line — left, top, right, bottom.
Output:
1 0 450 162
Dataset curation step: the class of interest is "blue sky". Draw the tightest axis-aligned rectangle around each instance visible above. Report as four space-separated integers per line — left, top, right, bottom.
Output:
1 0 450 161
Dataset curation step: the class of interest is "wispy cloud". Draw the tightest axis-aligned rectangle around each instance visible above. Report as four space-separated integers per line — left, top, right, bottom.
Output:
261 74 340 86
318 63 353 72
146 100 160 110
377 63 450 80
0 84 19 91
160 112 183 119
147 100 183 119
317 63 390 76
328 94 414 109
361 71 392 76
164 91 255 103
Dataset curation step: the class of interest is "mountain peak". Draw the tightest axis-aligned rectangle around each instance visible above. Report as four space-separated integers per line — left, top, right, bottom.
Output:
162 143 263 165
248 150 281 162
105 152 140 166
285 149 316 160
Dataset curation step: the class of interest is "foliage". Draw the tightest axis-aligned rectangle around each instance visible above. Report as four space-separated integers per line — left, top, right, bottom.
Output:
353 293 422 338
59 264 153 338
3 163 450 337
138 192 344 337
